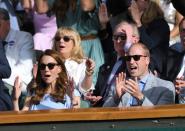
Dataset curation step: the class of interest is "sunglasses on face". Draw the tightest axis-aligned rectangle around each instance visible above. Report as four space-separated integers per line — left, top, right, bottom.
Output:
40 63 59 70
125 55 147 62
55 36 73 42
112 33 127 41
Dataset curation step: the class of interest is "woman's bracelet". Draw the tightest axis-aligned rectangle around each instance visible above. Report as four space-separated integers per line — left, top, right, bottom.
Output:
85 69 94 76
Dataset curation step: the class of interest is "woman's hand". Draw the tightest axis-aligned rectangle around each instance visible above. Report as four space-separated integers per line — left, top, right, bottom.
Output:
98 3 109 29
85 58 95 76
33 63 38 80
21 0 32 13
72 96 80 108
129 0 142 27
12 76 22 101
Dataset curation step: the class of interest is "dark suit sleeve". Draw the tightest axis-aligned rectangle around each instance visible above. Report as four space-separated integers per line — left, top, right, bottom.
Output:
0 43 11 78
138 18 169 50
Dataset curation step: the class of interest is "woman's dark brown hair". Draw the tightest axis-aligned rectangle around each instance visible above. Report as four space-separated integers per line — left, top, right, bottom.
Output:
29 49 69 105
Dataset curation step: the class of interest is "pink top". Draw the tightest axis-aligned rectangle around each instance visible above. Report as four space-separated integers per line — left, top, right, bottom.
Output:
31 0 57 51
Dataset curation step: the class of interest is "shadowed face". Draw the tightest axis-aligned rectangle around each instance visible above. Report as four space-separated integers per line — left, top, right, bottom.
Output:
136 0 150 12
80 0 95 12
0 19 10 40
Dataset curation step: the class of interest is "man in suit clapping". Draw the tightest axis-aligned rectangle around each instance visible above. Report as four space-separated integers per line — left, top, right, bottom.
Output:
103 43 175 107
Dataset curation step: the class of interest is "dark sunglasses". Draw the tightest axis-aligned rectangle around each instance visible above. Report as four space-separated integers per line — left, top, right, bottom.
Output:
55 36 73 42
125 55 147 62
40 63 59 70
112 33 127 41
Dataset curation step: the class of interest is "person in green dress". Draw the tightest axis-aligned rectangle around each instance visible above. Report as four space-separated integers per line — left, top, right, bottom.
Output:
50 0 108 86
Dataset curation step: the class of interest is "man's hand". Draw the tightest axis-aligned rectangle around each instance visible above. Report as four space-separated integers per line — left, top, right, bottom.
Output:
115 72 126 98
125 77 144 101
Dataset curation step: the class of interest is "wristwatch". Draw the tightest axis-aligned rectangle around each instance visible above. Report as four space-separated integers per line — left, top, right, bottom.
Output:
138 95 145 105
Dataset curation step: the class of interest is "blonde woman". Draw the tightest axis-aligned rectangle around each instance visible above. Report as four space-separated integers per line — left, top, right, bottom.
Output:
53 27 95 107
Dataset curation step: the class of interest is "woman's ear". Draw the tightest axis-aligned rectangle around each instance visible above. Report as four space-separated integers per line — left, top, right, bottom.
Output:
57 66 62 73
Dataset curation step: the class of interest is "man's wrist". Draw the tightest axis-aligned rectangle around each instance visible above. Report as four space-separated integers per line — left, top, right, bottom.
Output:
138 95 145 105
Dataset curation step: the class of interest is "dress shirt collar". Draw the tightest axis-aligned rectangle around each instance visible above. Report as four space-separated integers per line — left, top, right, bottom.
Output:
4 28 15 45
139 73 149 84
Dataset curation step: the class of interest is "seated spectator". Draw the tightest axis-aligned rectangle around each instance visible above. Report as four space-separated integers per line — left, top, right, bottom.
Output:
166 18 185 104
130 0 170 78
13 49 72 111
0 8 35 106
103 43 175 107
91 20 139 107
0 37 12 111
52 27 95 108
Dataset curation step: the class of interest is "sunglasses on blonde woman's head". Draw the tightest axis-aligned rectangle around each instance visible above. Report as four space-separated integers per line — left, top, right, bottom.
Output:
40 63 59 70
125 55 147 62
54 36 73 42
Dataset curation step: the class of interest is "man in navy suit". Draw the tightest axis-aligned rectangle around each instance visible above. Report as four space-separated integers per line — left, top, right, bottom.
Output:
0 37 12 111
91 20 139 106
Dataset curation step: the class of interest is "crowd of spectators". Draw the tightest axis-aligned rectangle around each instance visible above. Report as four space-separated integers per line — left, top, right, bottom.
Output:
0 0 184 111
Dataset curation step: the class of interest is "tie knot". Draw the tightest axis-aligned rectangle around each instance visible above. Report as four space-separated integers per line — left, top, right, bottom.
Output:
118 56 124 61
2 40 15 47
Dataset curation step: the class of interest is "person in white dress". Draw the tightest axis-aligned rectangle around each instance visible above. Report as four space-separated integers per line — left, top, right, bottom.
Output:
53 27 95 108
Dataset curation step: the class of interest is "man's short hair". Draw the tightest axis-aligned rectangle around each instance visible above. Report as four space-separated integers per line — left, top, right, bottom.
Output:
114 20 140 38
0 8 10 21
129 42 150 58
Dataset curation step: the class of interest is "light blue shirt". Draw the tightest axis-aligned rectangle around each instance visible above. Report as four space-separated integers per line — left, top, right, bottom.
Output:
30 94 71 110
129 74 149 106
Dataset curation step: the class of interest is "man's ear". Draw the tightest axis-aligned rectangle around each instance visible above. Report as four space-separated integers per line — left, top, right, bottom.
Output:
132 35 139 44
146 56 150 66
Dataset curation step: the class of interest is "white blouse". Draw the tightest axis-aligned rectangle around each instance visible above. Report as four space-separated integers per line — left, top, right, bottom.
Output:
64 59 94 95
